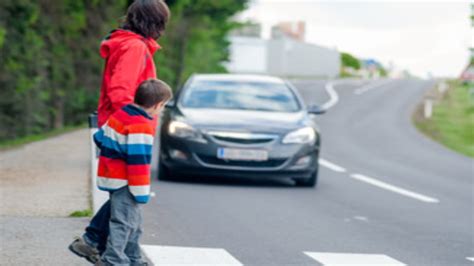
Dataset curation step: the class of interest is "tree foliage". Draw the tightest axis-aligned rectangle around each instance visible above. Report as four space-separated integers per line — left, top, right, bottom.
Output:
156 0 247 88
0 0 247 141
341 52 360 70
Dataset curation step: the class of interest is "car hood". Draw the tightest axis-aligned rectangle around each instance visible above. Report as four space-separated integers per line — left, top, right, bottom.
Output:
178 108 308 133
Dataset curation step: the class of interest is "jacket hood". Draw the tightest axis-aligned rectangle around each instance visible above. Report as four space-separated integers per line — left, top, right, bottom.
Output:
99 29 161 59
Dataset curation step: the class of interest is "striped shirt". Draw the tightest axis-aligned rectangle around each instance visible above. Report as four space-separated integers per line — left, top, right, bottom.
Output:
94 104 155 203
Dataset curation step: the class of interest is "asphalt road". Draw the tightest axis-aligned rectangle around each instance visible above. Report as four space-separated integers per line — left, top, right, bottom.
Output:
143 78 473 265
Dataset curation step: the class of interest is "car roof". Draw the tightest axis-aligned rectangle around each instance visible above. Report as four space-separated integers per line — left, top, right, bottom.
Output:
192 74 285 84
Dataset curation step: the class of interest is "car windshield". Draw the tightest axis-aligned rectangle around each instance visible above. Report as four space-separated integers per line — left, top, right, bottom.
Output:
180 80 301 112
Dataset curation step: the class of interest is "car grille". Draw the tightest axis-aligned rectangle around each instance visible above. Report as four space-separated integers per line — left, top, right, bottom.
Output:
212 135 274 144
207 131 278 145
197 154 286 168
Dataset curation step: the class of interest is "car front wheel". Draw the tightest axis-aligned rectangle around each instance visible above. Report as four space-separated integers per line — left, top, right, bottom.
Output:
157 162 170 181
157 150 171 181
294 168 318 187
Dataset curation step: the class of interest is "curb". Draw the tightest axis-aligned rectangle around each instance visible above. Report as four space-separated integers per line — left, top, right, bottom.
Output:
89 113 108 214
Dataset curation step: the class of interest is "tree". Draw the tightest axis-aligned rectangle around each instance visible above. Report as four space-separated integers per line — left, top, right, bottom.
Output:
341 52 361 70
156 0 247 89
0 0 248 141
0 0 127 140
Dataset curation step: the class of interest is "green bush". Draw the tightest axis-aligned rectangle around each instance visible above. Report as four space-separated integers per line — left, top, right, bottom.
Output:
0 0 247 142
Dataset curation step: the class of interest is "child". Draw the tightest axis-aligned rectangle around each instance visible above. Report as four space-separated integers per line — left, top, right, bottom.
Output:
94 79 172 265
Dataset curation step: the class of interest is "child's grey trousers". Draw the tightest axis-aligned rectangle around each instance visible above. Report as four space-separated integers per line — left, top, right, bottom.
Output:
101 186 145 266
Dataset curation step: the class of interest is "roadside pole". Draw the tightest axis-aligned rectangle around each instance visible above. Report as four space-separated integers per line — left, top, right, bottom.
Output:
424 99 433 119
88 112 108 214
437 81 448 94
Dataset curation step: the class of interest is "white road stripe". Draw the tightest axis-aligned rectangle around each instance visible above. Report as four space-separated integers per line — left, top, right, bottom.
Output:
304 252 406 266
350 173 440 203
319 158 347 173
354 79 393 95
320 82 339 110
141 245 243 266
467 257 474 262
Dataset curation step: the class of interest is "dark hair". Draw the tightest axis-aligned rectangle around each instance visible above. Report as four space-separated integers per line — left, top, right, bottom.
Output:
122 0 170 39
134 79 172 108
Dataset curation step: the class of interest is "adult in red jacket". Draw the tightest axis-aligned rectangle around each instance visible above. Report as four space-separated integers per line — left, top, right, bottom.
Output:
97 29 161 127
69 1 170 264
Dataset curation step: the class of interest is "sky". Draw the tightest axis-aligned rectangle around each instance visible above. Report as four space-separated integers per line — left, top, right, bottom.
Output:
237 0 472 78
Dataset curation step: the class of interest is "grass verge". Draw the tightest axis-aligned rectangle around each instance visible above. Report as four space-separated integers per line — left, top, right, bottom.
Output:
414 81 474 157
0 124 87 151
69 209 93 217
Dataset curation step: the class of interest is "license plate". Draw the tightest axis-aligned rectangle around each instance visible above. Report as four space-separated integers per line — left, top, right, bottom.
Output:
217 148 268 161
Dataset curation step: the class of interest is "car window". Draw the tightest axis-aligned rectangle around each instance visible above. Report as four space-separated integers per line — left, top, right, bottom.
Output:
180 80 301 112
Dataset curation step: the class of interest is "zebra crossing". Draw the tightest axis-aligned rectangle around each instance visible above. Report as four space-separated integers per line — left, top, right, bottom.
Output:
304 252 405 266
141 245 243 265
141 244 411 265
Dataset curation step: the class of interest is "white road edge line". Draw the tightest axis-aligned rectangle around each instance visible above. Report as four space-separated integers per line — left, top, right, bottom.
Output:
319 158 347 173
350 173 440 203
354 79 393 95
466 257 474 262
320 82 339 110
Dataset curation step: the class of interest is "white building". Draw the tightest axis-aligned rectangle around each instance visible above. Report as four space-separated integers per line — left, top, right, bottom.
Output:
226 36 340 78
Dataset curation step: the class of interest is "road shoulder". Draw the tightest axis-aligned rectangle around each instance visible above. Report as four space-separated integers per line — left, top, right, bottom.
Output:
0 129 90 216
0 216 89 266
0 129 91 265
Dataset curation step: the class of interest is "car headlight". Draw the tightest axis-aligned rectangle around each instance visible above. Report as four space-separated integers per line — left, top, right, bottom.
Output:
168 121 207 143
282 127 316 144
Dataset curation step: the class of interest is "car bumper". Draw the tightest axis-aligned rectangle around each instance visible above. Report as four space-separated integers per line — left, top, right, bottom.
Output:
160 136 320 179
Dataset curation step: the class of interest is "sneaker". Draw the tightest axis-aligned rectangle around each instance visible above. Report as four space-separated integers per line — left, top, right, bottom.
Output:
94 259 105 266
96 259 145 266
68 236 100 264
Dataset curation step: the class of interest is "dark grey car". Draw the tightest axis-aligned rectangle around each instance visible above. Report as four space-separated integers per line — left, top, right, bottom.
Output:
158 74 325 187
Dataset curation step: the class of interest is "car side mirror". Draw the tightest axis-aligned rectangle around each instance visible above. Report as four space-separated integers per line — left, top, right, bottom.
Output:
307 105 326 115
165 100 175 109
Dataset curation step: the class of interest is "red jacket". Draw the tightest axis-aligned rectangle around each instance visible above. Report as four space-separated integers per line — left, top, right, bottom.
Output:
97 29 161 127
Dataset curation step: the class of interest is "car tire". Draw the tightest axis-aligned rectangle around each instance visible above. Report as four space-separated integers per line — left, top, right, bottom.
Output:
157 161 171 181
158 163 169 180
157 150 171 181
294 168 318 187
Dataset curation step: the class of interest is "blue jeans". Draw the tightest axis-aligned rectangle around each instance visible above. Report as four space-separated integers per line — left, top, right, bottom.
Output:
83 199 111 254
101 186 144 266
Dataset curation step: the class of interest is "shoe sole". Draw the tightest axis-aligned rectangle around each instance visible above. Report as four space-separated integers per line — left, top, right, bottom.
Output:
68 243 98 264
